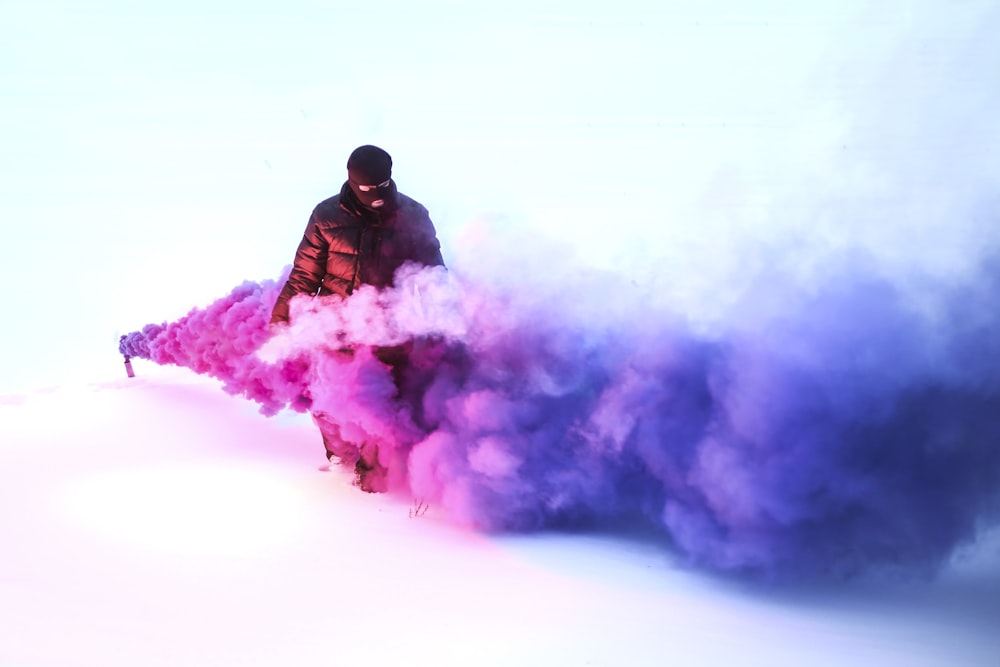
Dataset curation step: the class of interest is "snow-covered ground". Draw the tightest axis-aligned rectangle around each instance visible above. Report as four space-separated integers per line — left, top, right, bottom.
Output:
2 365 998 666
2 1 999 664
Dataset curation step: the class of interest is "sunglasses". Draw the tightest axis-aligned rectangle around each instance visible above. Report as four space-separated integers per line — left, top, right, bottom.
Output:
356 179 391 192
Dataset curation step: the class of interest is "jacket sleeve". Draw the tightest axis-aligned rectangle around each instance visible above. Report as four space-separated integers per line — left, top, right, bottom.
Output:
418 208 445 268
270 214 328 324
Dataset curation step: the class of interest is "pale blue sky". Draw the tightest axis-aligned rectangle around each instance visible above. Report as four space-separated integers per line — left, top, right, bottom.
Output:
1 0 996 390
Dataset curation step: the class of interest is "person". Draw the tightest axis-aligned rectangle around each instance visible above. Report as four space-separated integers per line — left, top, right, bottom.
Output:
270 145 445 491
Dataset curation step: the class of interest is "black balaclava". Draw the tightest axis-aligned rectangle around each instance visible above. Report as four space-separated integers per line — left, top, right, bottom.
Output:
346 145 394 211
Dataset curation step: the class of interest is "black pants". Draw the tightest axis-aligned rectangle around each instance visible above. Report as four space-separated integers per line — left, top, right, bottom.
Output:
311 343 409 452
312 337 469 490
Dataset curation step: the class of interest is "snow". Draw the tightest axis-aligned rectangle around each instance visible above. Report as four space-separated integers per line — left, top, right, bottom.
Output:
2 0 1000 664
1 366 998 666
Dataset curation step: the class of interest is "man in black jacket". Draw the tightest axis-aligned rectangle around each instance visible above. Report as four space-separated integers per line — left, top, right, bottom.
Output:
271 145 443 323
271 145 445 491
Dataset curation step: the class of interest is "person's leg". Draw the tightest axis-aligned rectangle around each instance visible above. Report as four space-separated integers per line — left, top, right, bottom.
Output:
372 343 412 391
336 343 412 491
311 412 360 466
313 410 388 491
354 440 387 493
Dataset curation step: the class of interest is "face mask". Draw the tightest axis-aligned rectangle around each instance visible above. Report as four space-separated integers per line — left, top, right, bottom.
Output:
348 176 392 209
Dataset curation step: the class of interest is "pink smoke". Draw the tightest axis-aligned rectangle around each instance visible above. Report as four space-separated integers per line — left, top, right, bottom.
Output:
118 252 1000 579
118 264 477 507
119 277 312 415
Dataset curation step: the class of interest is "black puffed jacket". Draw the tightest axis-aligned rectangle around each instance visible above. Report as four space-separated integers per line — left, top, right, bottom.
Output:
270 181 444 324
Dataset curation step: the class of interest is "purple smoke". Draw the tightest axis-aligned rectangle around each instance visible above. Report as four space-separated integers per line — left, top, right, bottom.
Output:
117 5 1000 577
117 245 1000 578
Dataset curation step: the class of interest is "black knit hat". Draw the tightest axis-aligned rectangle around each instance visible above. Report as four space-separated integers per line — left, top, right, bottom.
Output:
346 145 392 184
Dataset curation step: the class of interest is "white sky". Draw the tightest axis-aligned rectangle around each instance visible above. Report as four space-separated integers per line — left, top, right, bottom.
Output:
1 2 999 663
3 0 997 391
0 0 921 390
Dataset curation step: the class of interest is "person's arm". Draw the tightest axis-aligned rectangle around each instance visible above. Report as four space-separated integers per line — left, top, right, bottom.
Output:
417 205 445 268
270 214 328 324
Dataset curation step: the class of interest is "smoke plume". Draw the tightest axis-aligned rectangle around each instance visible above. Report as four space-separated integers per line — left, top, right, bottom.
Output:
118 241 1000 578
119 4 1000 577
